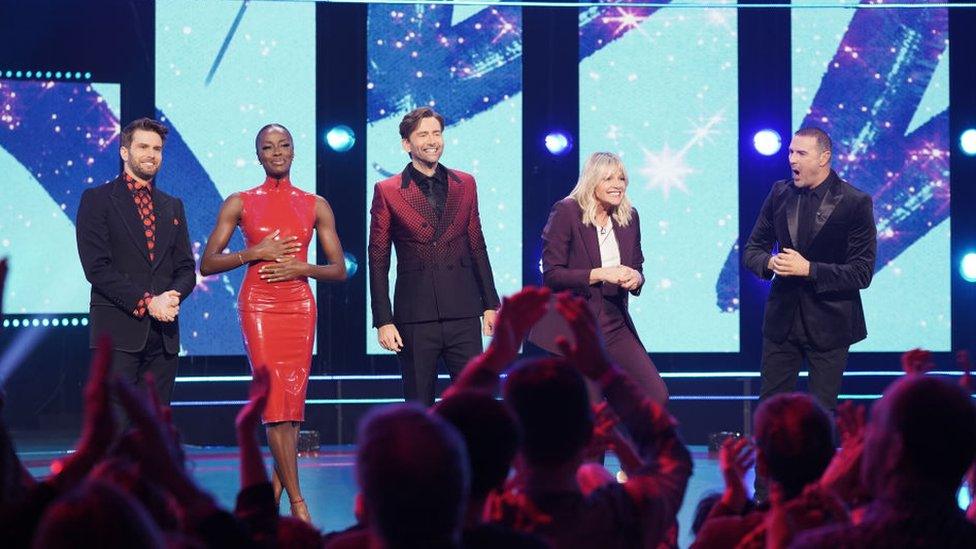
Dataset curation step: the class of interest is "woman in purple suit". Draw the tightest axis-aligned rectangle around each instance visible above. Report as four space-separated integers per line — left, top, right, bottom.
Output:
529 152 668 404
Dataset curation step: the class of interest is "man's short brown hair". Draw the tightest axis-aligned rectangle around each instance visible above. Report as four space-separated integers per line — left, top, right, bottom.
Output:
121 118 169 148
399 107 445 139
795 127 832 155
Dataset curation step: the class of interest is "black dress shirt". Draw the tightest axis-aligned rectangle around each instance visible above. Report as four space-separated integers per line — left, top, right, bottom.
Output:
408 163 448 219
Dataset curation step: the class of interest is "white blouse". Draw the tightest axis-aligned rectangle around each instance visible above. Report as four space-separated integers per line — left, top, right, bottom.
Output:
596 221 621 268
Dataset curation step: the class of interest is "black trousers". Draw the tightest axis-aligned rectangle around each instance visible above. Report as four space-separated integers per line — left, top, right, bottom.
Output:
110 320 179 431
396 317 483 407
759 308 849 412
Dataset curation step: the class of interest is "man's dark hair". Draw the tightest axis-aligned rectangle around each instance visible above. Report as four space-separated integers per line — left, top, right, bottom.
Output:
503 357 593 467
434 391 521 500
399 107 445 139
877 375 976 493
754 393 835 499
357 403 469 548
254 123 292 151
795 127 832 155
121 118 168 148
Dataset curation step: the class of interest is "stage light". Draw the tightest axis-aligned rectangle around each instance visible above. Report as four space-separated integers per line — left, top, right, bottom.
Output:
26 71 33 78
31 319 39 327
961 129 976 156
55 71 62 78
15 71 22 78
2 320 8 328
3 71 10 77
961 252 976 283
71 318 79 326
753 129 781 156
344 252 359 278
81 318 89 326
84 72 91 79
325 125 355 152
74 72 82 79
45 71 52 78
11 319 19 328
544 131 572 156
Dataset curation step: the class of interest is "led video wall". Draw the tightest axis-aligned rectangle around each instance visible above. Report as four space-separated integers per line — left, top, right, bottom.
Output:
579 4 741 352
365 4 524 354
792 1 951 352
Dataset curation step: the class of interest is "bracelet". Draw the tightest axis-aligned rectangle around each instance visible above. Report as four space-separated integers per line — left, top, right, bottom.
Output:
237 252 245 266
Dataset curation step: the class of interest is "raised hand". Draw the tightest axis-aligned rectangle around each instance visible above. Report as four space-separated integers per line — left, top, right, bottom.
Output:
236 367 270 434
51 335 116 491
901 348 934 375
554 292 611 379
819 401 867 506
252 229 302 262
487 286 550 362
956 350 972 391
719 436 755 513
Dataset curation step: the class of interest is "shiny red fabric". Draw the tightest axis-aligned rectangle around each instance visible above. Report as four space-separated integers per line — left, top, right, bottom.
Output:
238 177 316 423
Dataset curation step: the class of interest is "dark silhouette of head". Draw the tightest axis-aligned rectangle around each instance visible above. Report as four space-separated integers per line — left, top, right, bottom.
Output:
32 480 164 549
503 357 593 467
754 393 835 499
863 375 976 498
356 403 469 548
434 390 521 501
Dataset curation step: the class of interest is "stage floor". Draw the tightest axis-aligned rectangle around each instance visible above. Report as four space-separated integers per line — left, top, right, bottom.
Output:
17 438 726 548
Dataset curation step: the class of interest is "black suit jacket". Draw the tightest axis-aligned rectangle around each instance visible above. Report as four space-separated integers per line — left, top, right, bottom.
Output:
368 165 500 327
743 170 877 350
528 198 645 353
76 176 196 353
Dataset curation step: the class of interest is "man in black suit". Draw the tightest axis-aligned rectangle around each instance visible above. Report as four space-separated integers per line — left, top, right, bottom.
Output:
743 127 877 411
76 118 195 420
368 107 500 406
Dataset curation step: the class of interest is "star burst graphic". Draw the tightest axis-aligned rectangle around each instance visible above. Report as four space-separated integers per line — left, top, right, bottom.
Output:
638 111 724 199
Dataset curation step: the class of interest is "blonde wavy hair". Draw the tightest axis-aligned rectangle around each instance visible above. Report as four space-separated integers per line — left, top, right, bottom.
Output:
568 152 634 227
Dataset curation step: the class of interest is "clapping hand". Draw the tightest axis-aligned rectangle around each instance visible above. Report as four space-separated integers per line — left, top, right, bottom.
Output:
719 436 756 513
554 292 612 380
901 348 934 375
819 401 867 506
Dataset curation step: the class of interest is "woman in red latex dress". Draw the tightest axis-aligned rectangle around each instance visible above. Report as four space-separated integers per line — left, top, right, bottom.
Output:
200 124 347 522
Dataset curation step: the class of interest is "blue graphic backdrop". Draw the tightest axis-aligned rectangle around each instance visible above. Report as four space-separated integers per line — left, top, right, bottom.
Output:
365 4 524 354
791 1 951 352
580 3 741 352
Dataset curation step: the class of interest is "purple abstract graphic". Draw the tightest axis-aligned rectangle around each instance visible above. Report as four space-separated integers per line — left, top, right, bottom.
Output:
0 80 245 355
716 4 949 312
367 4 522 127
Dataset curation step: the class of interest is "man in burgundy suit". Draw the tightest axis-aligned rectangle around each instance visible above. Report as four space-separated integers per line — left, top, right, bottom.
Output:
369 107 500 406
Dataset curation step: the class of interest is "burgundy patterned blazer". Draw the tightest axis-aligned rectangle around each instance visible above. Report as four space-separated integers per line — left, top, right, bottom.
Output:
368 164 500 327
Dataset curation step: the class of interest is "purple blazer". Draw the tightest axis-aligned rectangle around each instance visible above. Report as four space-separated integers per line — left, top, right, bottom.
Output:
528 197 645 354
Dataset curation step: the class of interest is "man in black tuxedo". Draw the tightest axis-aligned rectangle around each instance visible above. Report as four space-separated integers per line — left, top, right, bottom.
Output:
743 127 877 411
76 118 195 420
369 107 500 406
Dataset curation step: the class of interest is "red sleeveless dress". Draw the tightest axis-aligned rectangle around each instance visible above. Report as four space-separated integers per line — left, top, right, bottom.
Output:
238 176 316 423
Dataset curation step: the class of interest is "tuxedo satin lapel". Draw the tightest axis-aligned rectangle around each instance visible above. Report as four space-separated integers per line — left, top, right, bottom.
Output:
786 188 799 249
110 181 152 265
398 179 438 228
151 191 174 270
579 219 602 268
436 171 463 238
808 179 844 247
